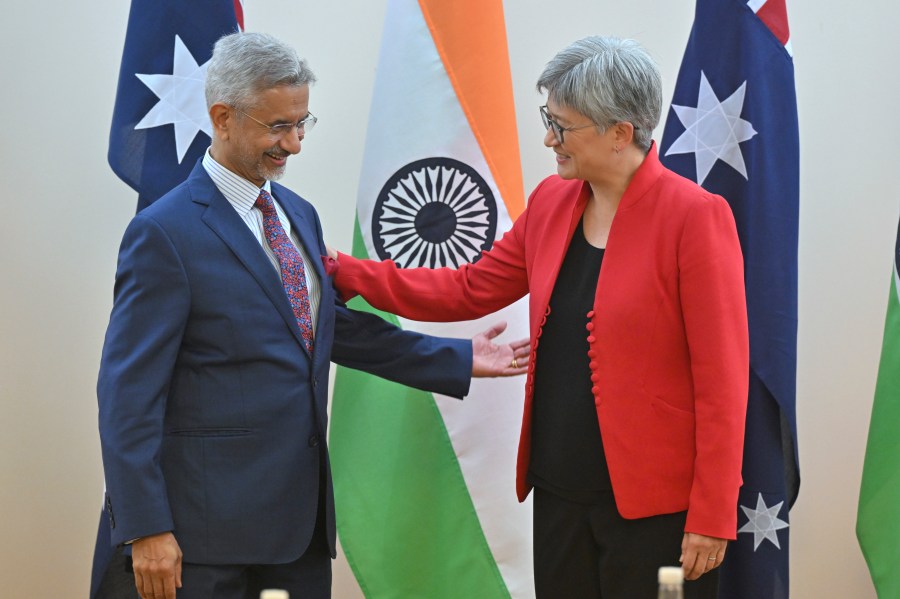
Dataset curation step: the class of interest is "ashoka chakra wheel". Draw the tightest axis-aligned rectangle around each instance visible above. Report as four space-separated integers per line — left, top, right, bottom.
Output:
371 157 498 269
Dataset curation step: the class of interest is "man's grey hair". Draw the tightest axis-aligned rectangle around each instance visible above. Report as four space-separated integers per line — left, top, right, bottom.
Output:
537 36 661 151
205 32 316 110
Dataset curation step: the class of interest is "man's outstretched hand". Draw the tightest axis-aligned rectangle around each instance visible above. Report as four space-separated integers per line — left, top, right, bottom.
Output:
472 321 529 377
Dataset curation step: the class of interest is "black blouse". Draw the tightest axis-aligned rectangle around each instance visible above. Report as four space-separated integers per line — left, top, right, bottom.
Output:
527 218 612 502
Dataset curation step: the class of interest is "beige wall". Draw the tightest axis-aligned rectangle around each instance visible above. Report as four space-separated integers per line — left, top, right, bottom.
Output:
1 1 896 597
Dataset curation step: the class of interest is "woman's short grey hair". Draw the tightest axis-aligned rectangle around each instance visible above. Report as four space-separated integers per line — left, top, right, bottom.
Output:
205 32 316 110
537 36 661 151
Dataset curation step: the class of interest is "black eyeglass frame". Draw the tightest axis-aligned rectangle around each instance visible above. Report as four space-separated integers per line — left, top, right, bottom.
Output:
539 105 639 145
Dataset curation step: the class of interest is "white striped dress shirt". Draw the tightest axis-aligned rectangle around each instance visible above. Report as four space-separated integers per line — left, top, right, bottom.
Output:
202 149 320 337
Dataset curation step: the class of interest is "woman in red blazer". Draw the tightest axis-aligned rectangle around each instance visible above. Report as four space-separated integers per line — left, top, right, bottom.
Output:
330 36 748 598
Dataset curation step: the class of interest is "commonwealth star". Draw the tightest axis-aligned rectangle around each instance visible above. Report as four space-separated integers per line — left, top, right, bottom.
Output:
134 35 212 164
665 71 757 186
737 492 789 550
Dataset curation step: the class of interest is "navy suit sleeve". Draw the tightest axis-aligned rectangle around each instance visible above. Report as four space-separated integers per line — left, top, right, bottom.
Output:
331 304 472 399
97 214 187 546
286 189 473 399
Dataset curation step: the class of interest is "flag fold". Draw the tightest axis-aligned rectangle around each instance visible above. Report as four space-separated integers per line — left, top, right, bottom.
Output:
857 219 900 598
330 0 533 597
660 1 800 597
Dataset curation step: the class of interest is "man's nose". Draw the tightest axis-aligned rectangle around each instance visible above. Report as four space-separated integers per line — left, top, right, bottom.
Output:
281 129 303 154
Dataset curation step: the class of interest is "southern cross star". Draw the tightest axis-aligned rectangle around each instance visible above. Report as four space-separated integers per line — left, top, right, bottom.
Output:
135 35 212 163
737 492 789 550
665 71 757 186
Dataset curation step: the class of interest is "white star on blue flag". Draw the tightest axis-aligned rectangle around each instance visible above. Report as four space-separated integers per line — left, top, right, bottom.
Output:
665 71 757 186
135 35 212 164
738 492 790 550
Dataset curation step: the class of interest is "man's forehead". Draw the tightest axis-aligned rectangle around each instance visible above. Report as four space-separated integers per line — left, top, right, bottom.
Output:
250 84 310 114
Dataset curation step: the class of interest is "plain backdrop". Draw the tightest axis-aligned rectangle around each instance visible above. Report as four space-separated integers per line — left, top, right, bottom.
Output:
1 1 897 597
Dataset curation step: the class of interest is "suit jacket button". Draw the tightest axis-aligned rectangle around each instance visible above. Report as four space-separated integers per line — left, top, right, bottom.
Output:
105 495 115 528
308 435 319 447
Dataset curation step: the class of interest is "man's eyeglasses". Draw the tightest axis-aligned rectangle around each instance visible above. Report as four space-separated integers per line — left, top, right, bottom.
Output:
539 105 595 145
237 108 317 138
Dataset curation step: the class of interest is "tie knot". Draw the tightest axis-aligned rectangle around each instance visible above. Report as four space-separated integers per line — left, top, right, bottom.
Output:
255 189 276 215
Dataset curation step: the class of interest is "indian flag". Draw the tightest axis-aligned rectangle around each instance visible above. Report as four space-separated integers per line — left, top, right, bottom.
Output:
857 217 900 598
329 0 532 597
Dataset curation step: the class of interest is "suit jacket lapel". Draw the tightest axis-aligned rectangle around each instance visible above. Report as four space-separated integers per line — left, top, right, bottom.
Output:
187 164 312 356
282 204 325 286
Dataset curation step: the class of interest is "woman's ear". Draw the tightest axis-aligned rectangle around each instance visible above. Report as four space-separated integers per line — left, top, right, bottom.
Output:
614 121 636 147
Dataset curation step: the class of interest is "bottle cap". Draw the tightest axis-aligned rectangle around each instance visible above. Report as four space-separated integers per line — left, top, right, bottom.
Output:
658 566 684 585
260 591 289 599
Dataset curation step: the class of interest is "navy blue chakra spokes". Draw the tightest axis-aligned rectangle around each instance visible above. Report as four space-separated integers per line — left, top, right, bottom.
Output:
372 157 498 269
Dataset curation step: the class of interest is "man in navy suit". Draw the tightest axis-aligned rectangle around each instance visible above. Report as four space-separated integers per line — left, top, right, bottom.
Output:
97 31 528 599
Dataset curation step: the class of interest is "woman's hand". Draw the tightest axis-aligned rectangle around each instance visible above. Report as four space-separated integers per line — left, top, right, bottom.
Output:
680 532 727 580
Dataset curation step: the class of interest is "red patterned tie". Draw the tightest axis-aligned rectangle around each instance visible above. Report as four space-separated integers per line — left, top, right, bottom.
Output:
255 190 314 353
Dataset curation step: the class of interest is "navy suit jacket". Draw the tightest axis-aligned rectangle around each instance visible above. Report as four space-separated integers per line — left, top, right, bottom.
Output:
97 161 471 565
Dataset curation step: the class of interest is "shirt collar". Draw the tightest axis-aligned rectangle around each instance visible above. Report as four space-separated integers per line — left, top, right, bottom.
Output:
202 148 272 216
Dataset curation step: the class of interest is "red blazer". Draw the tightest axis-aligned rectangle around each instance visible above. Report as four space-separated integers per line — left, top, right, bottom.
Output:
335 146 749 539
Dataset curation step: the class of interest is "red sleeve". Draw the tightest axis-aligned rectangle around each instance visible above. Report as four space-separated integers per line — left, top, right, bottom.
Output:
678 194 750 539
333 205 532 322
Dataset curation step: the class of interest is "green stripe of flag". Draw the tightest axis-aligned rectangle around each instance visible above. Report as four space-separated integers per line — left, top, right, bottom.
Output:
330 218 510 598
858 263 900 598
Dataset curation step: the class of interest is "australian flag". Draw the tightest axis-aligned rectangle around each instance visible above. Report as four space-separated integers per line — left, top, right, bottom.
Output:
107 0 243 212
92 2 242 596
660 0 800 597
